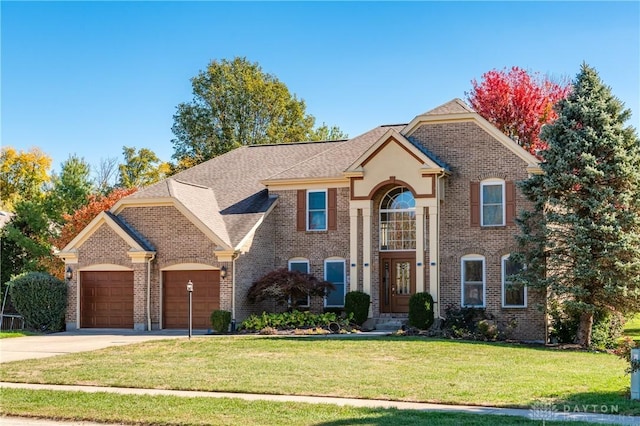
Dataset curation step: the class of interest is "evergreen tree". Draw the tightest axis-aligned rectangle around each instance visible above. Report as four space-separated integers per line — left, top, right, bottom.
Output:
516 64 640 348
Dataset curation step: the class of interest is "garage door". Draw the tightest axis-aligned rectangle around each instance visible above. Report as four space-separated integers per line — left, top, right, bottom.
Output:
163 270 220 329
81 271 134 328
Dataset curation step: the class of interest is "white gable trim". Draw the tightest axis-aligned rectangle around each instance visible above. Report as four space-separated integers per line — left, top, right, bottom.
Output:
344 128 445 174
402 112 541 173
58 211 148 253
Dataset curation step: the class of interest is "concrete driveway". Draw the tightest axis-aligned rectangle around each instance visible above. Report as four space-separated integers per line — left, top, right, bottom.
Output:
0 329 206 363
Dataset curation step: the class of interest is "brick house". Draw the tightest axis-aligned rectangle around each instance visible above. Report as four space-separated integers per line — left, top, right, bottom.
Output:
57 99 546 340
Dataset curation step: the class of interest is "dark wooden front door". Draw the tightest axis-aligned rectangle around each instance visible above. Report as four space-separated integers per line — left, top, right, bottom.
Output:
380 255 415 313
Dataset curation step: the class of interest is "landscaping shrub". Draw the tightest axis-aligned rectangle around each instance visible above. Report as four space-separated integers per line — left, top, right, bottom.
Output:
210 310 231 333
408 292 434 330
442 305 489 338
591 310 625 350
247 268 335 310
239 310 350 332
549 302 624 348
8 272 66 332
476 319 498 341
344 291 370 325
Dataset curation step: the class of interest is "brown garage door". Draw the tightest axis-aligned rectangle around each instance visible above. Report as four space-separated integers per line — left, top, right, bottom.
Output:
81 271 134 328
163 270 220 329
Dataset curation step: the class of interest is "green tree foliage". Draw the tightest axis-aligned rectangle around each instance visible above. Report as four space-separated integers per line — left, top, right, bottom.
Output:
118 146 169 188
8 272 67 332
308 123 349 142
171 57 346 169
0 147 52 211
47 155 94 224
1 198 55 287
515 63 640 348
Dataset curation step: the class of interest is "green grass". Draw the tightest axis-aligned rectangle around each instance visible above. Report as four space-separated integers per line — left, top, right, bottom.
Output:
624 314 640 340
0 331 35 339
0 336 635 414
0 388 611 426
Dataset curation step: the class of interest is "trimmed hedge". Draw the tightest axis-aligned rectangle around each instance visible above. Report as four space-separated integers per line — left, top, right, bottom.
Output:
408 292 434 330
344 291 370 325
8 272 66 332
210 310 231 333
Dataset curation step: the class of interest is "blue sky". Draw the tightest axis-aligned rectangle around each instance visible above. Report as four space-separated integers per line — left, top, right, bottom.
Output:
2 1 639 174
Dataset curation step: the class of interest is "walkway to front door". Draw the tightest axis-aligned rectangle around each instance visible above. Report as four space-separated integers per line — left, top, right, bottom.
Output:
379 254 415 313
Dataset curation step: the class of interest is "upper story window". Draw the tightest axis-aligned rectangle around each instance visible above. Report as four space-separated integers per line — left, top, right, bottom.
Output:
307 190 327 231
481 179 505 227
380 187 416 251
461 255 485 307
297 189 337 232
502 255 526 307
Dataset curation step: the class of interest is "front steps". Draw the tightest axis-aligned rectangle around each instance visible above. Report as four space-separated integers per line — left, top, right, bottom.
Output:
363 317 408 332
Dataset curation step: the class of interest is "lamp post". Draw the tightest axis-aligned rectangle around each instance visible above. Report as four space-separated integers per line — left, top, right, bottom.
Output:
186 280 193 340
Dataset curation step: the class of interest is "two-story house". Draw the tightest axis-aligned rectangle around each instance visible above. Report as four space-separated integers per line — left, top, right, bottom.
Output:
57 99 546 340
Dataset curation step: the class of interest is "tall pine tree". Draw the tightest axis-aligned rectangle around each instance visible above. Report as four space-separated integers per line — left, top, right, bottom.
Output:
516 63 640 348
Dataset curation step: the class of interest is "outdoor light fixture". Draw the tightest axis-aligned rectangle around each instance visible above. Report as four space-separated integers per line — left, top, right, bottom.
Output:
220 265 227 279
65 266 73 281
186 280 194 340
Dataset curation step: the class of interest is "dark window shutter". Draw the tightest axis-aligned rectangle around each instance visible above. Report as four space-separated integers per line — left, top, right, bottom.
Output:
505 181 516 226
297 190 306 231
470 182 480 227
328 188 337 231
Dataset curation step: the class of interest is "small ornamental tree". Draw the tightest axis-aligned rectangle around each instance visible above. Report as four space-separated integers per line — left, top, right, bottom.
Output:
467 66 570 156
8 272 67 332
247 268 335 310
515 63 640 348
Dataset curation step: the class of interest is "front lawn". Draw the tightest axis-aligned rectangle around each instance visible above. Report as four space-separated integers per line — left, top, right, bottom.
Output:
0 336 634 415
0 388 604 426
624 314 640 340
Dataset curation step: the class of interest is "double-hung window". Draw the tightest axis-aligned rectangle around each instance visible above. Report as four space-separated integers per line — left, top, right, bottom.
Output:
461 255 485 307
481 180 505 226
288 259 310 307
502 255 526 307
307 190 327 231
324 259 346 307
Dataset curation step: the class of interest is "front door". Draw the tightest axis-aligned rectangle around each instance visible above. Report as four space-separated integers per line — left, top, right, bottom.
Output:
380 255 416 313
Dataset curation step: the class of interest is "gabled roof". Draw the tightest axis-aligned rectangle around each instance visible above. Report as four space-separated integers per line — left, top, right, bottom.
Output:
404 99 541 171
85 98 539 254
422 98 475 115
344 128 448 175
58 210 155 255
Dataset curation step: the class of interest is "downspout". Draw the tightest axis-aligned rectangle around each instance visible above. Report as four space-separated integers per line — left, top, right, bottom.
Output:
147 253 156 331
231 253 238 331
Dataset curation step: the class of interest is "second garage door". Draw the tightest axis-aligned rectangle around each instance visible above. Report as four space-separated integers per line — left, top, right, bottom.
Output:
81 271 134 328
163 270 220 329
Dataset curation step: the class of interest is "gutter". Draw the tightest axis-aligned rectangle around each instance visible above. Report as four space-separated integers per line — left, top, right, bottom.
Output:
147 253 156 331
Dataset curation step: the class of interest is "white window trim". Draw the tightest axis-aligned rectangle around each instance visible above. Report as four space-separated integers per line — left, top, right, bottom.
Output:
324 258 346 308
461 255 486 308
307 189 328 231
288 258 310 307
501 254 527 308
480 179 505 227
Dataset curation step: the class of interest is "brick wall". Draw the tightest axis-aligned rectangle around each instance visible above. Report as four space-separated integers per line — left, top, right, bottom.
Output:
410 121 545 341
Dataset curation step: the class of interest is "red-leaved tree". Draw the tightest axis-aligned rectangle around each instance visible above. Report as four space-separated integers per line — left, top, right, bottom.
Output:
467 66 570 156
52 187 137 252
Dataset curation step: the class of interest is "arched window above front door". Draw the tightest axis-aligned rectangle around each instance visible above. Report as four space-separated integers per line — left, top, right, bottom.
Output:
380 187 416 251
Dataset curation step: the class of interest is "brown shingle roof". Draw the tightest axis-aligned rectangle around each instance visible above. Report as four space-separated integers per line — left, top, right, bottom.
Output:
423 98 475 115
